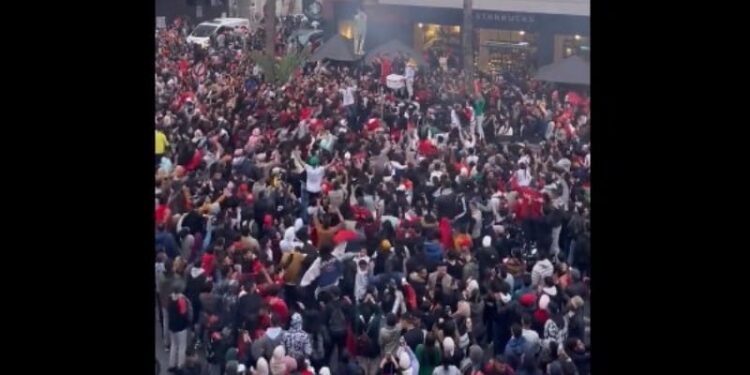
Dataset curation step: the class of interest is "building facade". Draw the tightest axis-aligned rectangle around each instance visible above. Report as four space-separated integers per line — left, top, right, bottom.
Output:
324 0 589 71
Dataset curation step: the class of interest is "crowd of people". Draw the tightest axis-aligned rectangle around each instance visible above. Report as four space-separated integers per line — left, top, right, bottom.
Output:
155 15 591 375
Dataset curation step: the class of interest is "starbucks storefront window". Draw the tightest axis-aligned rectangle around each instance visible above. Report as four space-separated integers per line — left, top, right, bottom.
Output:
478 29 537 75
555 34 590 62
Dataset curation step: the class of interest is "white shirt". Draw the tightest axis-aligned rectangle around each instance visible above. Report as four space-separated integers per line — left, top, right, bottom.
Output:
341 86 356 106
515 168 532 187
522 328 541 348
304 165 325 193
450 109 461 129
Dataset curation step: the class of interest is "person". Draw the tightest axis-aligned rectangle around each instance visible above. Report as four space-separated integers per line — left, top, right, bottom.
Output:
154 17 592 374
431 358 461 375
483 355 515 375
515 348 543 375
282 312 312 359
416 333 442 375
156 126 170 168
167 282 193 373
565 296 585 342
504 323 528 368
379 313 402 357
251 313 286 361
564 338 590 375
542 302 567 350
460 344 484 375
521 314 541 349
530 252 553 290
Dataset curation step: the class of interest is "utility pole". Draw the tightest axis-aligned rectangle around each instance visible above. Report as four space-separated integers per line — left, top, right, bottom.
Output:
462 0 474 95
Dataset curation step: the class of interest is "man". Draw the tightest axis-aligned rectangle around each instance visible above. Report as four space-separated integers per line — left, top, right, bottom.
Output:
521 314 541 349
251 313 286 360
159 260 183 352
167 282 193 373
565 338 590 375
378 313 402 357
428 263 454 292
282 312 312 359
401 314 424 352
405 60 416 99
473 93 486 141
235 279 262 332
185 260 208 326
504 323 528 368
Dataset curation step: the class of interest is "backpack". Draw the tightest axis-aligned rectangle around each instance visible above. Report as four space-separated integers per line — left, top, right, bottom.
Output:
329 304 348 336
355 314 381 358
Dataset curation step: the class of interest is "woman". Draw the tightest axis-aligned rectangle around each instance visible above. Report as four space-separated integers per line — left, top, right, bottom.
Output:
416 333 442 375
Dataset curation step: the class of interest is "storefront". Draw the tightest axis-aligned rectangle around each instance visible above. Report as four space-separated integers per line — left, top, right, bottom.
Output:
323 1 589 72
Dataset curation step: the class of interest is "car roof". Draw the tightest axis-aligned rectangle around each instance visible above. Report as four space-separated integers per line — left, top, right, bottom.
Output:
211 18 250 25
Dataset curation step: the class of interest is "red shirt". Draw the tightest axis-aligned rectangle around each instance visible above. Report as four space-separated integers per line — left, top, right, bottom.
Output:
513 187 543 220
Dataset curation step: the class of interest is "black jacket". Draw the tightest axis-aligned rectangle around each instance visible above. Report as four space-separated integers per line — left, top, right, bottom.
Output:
168 296 193 332
235 292 262 329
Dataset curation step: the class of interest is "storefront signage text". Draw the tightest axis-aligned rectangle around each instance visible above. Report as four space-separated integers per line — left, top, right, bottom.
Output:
474 11 536 25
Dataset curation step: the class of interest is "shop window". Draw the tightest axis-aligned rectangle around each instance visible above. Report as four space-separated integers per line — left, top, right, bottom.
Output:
480 29 536 74
561 34 590 61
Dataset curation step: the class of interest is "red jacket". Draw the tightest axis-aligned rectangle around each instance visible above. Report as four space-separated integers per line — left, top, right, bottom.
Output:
201 253 215 279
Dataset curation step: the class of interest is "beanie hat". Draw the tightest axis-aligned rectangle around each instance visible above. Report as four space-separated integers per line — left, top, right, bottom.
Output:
520 293 537 308
380 239 392 251
308 156 319 167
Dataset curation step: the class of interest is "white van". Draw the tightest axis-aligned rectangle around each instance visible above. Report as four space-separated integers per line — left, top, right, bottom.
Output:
187 18 251 48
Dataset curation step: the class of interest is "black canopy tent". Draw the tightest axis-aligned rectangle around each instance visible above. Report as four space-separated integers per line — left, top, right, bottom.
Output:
309 34 360 62
364 39 426 65
534 55 590 86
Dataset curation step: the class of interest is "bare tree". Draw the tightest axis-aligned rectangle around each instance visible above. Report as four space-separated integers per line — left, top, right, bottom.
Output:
462 0 474 95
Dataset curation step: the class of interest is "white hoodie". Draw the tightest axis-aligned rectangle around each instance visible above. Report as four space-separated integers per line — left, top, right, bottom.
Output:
279 227 303 252
531 259 554 288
